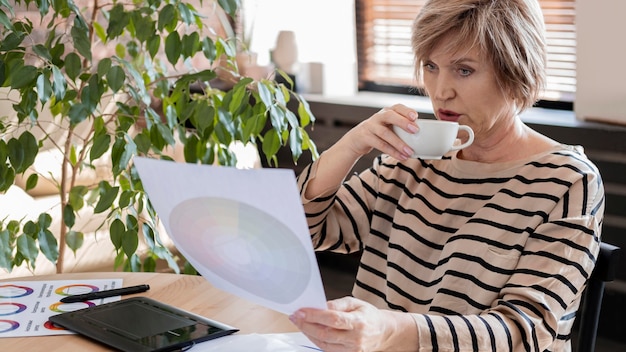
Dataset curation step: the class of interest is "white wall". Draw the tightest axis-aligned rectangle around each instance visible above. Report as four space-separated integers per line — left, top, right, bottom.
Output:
575 0 626 124
242 0 356 95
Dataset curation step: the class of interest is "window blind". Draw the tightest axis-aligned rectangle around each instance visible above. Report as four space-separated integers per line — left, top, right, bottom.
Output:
355 0 576 105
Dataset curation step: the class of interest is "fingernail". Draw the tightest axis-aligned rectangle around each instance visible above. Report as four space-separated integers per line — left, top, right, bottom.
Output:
409 111 418 120
289 311 305 323
403 147 414 156
407 124 418 133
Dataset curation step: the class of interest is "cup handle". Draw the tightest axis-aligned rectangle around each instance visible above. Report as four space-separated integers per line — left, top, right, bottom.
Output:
449 125 474 151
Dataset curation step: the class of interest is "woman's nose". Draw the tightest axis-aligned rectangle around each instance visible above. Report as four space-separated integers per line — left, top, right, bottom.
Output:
432 75 456 101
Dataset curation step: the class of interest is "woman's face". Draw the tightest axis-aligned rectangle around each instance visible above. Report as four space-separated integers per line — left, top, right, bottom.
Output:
422 42 517 143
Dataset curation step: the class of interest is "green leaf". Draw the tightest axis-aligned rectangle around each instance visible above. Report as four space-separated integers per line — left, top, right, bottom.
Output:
0 9 14 31
38 212 52 229
158 4 177 31
298 99 315 127
143 256 157 272
38 229 58 263
262 129 281 163
118 190 133 208
68 103 89 125
165 32 182 65
0 32 25 52
146 35 160 58
71 19 92 61
51 65 66 101
128 253 141 272
183 134 199 163
94 182 120 214
106 66 126 92
201 37 216 61
93 21 106 42
177 2 195 25
66 231 84 254
133 15 155 43
91 133 111 161
289 127 303 161
10 65 37 89
107 4 129 39
18 131 38 172
111 137 137 175
7 138 24 173
63 204 75 228
217 0 239 17
133 131 151 154
25 173 39 192
97 58 112 77
110 219 125 250
181 32 200 58
242 112 267 141
257 81 274 108
68 185 87 210
0 59 5 87
122 230 139 259
16 234 38 265
23 221 37 237
0 229 12 271
269 104 287 132
32 44 52 62
35 73 52 104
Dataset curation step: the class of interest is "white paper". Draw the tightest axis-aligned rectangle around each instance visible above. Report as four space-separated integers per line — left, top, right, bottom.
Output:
0 279 123 337
192 332 321 351
133 157 327 315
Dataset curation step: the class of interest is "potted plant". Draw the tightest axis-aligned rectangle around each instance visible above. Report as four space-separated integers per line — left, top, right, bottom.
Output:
0 0 318 275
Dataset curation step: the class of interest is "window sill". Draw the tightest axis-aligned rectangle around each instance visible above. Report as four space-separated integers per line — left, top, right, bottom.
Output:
303 91 625 131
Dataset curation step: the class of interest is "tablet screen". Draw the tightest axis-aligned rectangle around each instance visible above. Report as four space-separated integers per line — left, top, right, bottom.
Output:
50 297 238 352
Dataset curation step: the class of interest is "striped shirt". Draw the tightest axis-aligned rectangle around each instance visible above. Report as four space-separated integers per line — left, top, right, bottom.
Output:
297 144 604 352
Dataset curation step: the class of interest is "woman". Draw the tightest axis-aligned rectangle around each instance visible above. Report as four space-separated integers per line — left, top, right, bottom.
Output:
289 0 605 351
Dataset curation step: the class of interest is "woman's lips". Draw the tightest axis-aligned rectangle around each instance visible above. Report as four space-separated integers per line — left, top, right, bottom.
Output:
437 109 461 121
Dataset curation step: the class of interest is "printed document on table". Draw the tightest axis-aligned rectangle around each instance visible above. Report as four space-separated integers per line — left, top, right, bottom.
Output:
134 157 327 315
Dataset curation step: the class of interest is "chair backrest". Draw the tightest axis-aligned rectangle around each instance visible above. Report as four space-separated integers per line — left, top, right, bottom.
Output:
575 241 621 352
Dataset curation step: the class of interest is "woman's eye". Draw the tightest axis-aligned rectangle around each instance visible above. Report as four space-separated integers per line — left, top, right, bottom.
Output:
424 62 436 71
458 68 473 76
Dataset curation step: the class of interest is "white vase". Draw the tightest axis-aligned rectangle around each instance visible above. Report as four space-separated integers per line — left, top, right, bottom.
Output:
272 31 298 74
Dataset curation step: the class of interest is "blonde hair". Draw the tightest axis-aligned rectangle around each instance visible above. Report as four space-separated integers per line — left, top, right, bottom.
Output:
411 0 547 112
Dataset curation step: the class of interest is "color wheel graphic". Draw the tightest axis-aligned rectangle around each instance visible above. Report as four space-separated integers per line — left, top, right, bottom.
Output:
49 301 96 313
0 303 27 316
169 197 312 304
0 284 34 298
55 284 99 296
0 320 19 333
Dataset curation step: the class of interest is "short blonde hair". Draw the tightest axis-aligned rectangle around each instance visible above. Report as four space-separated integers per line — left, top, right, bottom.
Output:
411 0 547 112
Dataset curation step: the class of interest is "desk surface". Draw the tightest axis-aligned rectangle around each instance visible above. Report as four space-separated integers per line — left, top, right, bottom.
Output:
0 272 298 351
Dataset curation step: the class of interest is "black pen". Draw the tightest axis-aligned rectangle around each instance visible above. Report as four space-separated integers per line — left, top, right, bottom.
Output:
60 284 150 303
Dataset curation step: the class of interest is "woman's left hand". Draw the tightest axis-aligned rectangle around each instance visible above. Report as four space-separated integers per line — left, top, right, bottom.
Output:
289 296 405 352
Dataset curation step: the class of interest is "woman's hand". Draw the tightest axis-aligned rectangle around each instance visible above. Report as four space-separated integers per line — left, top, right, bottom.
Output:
302 104 419 199
339 104 419 161
289 296 418 352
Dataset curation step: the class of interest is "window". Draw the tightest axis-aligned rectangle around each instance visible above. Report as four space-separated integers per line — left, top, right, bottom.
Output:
355 0 576 109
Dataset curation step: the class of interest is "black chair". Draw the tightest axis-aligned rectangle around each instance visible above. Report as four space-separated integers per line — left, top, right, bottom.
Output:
575 241 621 352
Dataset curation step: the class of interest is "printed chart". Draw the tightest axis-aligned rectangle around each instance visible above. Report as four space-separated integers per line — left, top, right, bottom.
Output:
0 279 122 337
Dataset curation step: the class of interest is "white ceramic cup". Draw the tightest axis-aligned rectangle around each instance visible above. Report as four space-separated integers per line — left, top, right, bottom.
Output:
393 120 474 159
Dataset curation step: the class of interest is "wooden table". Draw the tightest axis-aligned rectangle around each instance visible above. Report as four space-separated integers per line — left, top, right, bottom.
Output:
0 272 298 351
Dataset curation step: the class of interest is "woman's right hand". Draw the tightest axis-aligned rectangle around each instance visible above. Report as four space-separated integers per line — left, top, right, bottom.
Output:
303 104 419 199
338 103 419 161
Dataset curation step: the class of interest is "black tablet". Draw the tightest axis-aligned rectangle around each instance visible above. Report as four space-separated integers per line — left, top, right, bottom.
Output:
49 297 238 352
